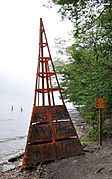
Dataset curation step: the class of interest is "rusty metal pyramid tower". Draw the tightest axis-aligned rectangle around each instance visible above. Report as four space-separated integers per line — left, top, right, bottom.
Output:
22 18 83 169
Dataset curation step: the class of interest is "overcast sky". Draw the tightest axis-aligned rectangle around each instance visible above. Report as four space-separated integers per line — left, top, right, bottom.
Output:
0 0 72 97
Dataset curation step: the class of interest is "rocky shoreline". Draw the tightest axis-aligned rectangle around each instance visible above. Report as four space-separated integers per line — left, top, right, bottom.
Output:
0 138 112 179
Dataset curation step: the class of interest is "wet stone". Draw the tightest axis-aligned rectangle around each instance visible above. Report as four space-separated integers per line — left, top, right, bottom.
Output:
2 164 16 172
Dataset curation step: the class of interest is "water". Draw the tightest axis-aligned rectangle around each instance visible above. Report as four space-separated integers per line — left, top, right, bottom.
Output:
0 94 33 163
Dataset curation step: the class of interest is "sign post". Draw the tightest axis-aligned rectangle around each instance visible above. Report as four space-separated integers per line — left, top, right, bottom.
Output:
99 108 103 145
95 98 106 146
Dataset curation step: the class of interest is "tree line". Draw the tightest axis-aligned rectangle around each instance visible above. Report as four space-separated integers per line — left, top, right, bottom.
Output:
48 0 112 140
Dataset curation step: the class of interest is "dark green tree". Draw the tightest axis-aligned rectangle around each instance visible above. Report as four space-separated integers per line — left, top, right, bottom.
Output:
49 0 112 140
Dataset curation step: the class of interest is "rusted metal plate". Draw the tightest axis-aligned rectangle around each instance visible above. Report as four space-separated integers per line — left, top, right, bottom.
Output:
52 105 70 120
31 107 49 123
23 138 83 167
55 138 83 159
31 113 48 123
27 124 52 144
22 143 55 167
54 122 77 139
31 105 70 123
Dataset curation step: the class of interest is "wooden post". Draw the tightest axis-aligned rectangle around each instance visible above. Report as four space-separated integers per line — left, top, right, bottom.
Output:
95 98 106 146
99 108 103 146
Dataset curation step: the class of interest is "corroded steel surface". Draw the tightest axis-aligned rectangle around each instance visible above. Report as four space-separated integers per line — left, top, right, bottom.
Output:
23 138 82 167
55 138 83 159
27 124 52 143
23 143 55 165
22 105 83 168
22 18 83 169
31 105 70 123
55 122 77 139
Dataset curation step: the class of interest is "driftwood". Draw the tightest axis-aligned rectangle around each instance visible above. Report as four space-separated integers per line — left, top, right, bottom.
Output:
8 153 24 162
84 147 100 153
37 162 43 178
95 167 105 173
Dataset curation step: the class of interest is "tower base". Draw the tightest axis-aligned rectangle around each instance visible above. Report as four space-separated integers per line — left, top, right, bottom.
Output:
22 105 84 169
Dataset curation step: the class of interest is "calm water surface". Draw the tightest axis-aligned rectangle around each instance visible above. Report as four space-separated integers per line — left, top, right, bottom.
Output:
0 94 32 163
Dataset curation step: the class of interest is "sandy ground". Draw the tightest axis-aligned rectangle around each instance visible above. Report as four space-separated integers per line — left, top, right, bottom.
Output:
0 138 112 179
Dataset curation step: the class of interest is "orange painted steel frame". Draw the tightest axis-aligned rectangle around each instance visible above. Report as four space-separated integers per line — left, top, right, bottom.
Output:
22 18 83 169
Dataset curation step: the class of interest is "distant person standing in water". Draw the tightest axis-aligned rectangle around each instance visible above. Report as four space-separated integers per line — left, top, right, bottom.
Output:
11 105 13 111
20 107 23 112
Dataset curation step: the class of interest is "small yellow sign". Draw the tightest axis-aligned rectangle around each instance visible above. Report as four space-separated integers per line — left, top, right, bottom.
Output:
95 98 106 109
